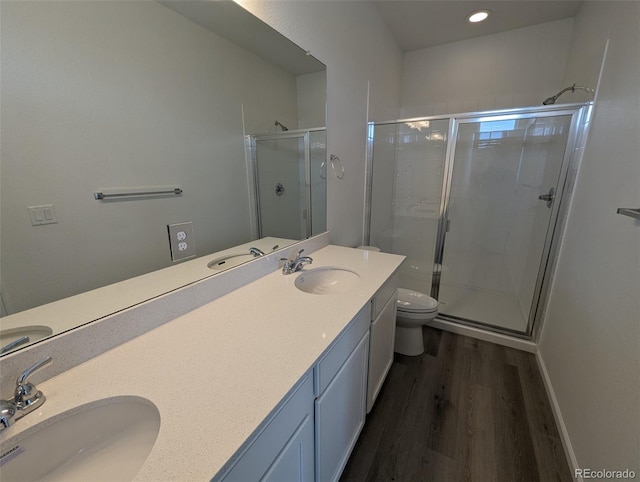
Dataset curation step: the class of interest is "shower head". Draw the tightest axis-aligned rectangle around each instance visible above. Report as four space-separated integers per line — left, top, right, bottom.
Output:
542 84 595 105
275 120 289 131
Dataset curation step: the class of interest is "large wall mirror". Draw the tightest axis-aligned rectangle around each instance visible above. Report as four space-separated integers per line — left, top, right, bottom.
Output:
0 0 327 355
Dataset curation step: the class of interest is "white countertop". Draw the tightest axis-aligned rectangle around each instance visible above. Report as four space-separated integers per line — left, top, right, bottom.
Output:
0 245 404 481
0 237 295 348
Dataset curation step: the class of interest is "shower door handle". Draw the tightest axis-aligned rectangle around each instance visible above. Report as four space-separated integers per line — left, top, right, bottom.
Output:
538 187 555 208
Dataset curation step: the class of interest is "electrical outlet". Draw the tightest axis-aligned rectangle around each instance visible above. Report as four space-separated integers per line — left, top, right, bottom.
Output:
168 222 196 262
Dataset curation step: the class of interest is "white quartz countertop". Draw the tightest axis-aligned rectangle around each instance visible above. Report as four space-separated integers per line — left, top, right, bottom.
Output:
0 237 294 346
2 245 404 481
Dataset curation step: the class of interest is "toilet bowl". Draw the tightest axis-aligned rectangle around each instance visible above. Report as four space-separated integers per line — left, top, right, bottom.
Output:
356 246 439 356
395 288 439 356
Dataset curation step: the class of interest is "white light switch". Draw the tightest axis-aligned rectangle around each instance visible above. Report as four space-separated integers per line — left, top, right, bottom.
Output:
28 205 58 226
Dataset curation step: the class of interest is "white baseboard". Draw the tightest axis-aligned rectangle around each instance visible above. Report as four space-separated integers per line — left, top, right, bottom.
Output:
430 317 537 353
535 350 581 482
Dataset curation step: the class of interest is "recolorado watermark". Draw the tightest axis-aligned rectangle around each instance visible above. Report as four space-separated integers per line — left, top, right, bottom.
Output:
576 468 636 479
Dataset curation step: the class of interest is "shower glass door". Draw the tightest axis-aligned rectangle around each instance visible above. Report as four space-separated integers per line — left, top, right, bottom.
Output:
436 114 573 334
255 134 307 240
368 119 450 295
253 129 326 240
309 130 327 235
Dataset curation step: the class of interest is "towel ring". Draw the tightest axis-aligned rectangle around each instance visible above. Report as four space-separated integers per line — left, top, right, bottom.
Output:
320 154 345 180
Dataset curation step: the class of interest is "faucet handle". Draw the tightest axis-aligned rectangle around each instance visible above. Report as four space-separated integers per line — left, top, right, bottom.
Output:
0 335 30 355
295 249 305 259
14 357 52 407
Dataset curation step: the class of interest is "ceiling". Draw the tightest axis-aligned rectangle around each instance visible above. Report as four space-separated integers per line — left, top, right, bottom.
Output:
373 0 583 52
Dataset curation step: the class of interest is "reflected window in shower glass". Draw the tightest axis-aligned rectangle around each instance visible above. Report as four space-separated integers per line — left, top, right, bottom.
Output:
477 119 520 141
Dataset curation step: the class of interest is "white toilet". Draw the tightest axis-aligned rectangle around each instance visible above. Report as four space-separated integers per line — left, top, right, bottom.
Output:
395 288 439 356
357 246 439 356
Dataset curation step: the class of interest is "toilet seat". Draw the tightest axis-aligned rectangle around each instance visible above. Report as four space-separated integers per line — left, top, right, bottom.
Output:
397 288 438 314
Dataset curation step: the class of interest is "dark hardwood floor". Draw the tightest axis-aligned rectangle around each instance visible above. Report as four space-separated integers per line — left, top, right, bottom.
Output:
341 327 572 482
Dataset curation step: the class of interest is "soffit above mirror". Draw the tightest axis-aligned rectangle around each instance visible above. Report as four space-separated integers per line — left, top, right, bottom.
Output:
159 1 325 75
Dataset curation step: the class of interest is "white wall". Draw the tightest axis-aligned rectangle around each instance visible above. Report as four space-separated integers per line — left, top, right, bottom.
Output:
1 1 300 313
539 1 640 475
297 71 327 129
236 0 403 247
401 19 575 117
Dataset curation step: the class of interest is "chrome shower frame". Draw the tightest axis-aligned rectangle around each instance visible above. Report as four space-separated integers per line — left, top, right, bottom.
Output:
365 103 592 339
248 128 326 240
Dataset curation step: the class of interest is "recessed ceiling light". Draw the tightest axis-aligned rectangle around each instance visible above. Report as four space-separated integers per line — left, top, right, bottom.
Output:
467 9 491 23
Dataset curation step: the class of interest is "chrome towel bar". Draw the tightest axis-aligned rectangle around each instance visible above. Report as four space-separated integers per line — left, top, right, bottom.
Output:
94 187 183 200
617 208 640 220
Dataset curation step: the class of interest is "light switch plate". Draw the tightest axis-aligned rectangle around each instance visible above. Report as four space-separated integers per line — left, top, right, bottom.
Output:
28 205 58 226
167 222 196 262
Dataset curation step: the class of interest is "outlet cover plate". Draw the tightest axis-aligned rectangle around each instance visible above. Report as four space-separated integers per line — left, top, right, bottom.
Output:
28 205 58 226
168 222 196 262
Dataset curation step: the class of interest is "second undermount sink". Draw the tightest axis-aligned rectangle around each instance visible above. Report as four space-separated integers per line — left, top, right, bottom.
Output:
294 267 361 295
0 326 53 346
0 326 54 354
0 396 160 482
207 253 255 270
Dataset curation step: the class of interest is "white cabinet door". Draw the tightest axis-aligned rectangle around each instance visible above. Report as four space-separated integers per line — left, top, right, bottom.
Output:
315 332 369 482
262 414 314 482
367 294 396 412
219 375 314 482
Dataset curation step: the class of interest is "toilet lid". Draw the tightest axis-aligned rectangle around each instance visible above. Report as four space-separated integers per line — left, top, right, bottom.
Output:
397 288 438 313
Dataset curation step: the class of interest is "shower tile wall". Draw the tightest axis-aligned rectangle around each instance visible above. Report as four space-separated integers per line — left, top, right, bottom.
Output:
445 122 535 296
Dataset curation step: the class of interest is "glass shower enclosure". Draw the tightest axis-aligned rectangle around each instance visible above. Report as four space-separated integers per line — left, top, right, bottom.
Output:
367 105 589 337
249 129 326 240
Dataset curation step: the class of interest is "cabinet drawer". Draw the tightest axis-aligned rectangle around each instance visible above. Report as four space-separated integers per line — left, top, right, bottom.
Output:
371 270 399 320
218 374 314 481
314 303 371 396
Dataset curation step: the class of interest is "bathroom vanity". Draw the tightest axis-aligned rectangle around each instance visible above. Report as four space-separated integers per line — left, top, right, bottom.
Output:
0 242 403 481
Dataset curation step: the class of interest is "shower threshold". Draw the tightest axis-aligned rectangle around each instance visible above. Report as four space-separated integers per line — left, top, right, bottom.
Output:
437 283 528 333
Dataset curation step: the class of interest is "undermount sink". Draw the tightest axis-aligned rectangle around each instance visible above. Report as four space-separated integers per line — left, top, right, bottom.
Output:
294 267 361 295
0 396 160 482
207 253 254 270
0 326 53 348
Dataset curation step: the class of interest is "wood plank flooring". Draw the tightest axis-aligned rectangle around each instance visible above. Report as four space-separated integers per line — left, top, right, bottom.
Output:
340 327 572 482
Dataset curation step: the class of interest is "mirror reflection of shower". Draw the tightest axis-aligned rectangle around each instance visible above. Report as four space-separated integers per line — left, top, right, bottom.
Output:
542 83 594 104
250 128 326 240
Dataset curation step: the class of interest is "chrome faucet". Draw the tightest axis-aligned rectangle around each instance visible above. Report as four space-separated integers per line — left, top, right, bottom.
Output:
280 249 313 274
249 247 265 257
0 357 52 431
